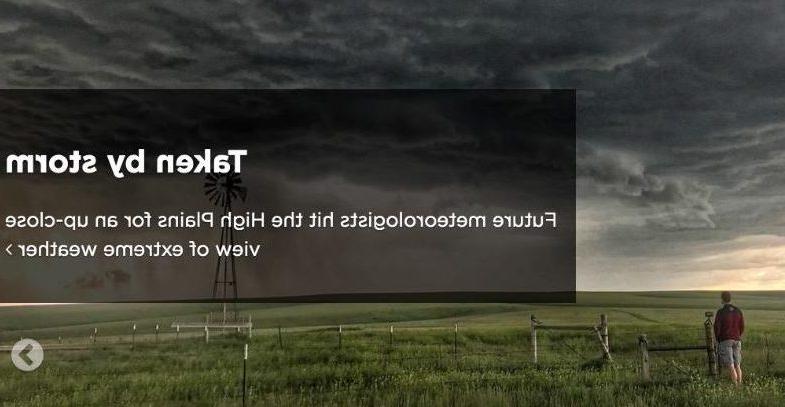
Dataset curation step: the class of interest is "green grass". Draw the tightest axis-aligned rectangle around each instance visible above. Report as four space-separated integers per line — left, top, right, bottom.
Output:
2 292 785 406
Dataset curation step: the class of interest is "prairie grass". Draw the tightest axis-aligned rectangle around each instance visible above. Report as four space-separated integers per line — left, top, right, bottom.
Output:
2 292 785 406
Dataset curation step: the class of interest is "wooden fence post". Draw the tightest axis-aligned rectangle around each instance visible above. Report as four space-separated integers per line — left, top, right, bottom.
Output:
248 315 253 339
593 326 612 362
530 315 538 364
155 324 160 343
93 327 98 345
205 326 210 344
389 325 394 346
639 334 650 381
338 325 342 350
453 324 458 361
242 343 248 407
176 325 180 341
704 311 718 377
600 314 609 357
131 323 136 349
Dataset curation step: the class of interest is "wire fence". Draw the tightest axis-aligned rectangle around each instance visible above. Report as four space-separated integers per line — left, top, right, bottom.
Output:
0 321 714 363
4 314 782 398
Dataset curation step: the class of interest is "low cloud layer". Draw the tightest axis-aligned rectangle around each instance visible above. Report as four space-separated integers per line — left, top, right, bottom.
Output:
578 144 715 230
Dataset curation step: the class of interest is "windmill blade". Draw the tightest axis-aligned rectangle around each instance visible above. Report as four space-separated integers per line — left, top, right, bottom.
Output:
236 186 248 202
204 174 220 203
204 173 246 208
210 189 225 206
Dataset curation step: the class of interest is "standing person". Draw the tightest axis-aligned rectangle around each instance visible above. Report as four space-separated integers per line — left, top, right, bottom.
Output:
714 291 744 385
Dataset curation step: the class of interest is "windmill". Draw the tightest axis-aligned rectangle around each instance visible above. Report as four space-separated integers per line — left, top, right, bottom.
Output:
204 172 248 321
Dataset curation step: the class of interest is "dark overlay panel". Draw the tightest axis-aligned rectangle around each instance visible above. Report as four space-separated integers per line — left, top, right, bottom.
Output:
0 90 575 303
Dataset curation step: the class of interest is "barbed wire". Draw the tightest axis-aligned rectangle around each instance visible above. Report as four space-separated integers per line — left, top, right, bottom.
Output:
4 323 774 370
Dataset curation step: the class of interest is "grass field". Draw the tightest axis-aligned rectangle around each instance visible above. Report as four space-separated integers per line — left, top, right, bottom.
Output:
2 292 785 406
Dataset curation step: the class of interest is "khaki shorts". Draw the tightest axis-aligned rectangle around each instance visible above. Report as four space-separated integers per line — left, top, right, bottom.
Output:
717 339 741 366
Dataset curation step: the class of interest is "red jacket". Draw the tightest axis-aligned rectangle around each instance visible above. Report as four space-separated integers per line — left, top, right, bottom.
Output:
714 304 744 341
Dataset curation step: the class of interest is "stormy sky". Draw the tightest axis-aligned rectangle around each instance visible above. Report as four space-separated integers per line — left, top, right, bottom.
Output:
1 1 783 291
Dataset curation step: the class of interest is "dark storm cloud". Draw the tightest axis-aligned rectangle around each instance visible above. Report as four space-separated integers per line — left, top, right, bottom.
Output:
0 1 703 88
578 144 715 230
3 0 785 288
566 4 785 281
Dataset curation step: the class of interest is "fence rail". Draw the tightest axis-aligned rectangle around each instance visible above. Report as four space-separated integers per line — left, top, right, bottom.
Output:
637 311 717 380
2 310 739 384
530 313 611 363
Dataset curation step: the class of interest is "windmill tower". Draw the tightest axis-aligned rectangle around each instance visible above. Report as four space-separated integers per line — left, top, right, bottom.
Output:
204 173 247 321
